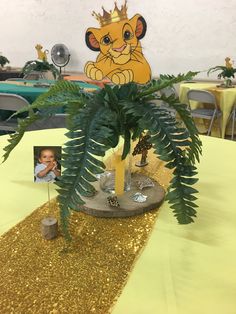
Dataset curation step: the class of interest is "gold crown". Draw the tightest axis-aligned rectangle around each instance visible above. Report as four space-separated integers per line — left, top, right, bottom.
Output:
92 1 128 27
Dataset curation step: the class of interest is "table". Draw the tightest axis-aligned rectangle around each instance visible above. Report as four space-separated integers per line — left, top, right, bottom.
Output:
0 80 99 123
179 82 236 138
113 136 236 314
0 80 99 103
64 72 111 88
0 70 23 81
1 129 236 313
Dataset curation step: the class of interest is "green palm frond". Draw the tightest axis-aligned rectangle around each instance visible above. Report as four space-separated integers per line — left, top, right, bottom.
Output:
121 100 198 223
12 80 87 116
2 111 42 163
137 71 199 100
3 81 87 162
158 93 202 163
57 100 117 238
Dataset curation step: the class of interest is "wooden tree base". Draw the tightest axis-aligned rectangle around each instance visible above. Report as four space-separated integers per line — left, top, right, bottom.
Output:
81 173 165 218
41 217 58 240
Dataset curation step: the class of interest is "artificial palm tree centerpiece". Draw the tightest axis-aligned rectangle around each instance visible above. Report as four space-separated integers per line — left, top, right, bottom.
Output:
0 54 10 69
21 44 60 79
2 71 202 239
207 57 236 88
22 59 60 80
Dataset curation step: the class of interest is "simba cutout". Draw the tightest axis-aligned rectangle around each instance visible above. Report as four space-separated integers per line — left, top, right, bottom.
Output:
84 2 151 85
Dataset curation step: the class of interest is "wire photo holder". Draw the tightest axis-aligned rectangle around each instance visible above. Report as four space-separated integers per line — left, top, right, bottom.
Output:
33 146 61 240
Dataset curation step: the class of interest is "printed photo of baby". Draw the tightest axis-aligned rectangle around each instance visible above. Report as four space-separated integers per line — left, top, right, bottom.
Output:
34 146 61 183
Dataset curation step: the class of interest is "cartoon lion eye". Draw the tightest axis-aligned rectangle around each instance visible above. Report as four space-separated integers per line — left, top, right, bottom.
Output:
102 36 111 45
124 30 132 40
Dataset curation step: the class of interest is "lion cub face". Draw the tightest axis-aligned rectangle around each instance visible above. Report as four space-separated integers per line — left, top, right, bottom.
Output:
86 14 146 65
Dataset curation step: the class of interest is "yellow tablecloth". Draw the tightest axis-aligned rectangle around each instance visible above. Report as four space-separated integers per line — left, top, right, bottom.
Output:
179 83 236 138
113 136 236 314
1 130 236 314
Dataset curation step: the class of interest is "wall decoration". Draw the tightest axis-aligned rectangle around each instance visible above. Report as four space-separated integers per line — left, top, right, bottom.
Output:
84 1 151 84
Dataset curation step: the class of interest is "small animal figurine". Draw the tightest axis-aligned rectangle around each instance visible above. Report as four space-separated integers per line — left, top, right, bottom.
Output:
35 44 48 61
107 195 120 207
132 134 152 167
225 57 234 69
84 1 151 85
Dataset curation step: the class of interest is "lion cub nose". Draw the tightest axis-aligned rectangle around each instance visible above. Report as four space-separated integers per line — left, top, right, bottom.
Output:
112 44 127 52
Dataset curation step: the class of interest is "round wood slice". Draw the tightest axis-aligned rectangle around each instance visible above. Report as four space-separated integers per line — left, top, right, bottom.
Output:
80 173 165 218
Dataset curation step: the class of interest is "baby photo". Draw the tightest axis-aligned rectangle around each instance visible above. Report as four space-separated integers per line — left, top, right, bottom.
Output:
33 146 61 183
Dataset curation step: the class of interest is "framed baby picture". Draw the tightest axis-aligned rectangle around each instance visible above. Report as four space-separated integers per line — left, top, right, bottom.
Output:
33 146 61 183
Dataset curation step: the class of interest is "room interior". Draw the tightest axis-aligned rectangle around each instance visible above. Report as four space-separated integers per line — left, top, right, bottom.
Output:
0 1 236 313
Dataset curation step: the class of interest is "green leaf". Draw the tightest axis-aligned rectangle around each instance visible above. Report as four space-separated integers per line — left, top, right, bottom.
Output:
121 97 201 224
122 129 131 160
104 84 118 105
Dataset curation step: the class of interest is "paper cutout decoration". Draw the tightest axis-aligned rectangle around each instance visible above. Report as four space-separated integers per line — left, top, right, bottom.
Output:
35 44 48 61
225 57 233 69
84 1 151 85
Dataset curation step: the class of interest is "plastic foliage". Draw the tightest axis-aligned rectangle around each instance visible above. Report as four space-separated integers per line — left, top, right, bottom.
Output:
0 55 10 68
2 71 202 240
22 60 60 79
207 57 236 79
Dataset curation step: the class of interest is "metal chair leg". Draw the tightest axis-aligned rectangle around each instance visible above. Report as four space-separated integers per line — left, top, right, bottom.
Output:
207 110 217 136
231 106 236 140
217 115 222 138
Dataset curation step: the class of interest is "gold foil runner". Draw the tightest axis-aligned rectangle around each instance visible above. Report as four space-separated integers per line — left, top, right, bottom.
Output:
0 158 171 314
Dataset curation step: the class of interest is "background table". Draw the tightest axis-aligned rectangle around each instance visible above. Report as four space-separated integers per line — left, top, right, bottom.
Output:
0 130 236 314
179 82 236 138
0 80 99 103
0 69 23 81
0 80 99 124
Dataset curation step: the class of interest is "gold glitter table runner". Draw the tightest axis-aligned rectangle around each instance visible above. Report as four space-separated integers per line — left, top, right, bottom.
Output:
0 153 171 313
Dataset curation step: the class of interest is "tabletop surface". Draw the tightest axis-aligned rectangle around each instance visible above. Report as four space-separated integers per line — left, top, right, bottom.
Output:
0 129 236 313
180 82 236 91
